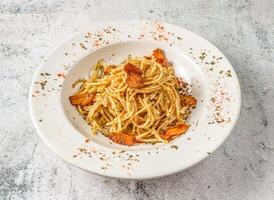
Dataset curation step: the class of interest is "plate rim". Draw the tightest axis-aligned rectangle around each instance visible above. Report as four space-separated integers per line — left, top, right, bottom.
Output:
29 20 241 179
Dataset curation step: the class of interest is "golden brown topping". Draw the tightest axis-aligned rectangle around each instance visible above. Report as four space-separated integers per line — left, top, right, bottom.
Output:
109 133 136 146
152 48 170 67
162 58 171 67
144 56 151 60
180 95 197 107
81 94 95 106
126 74 144 89
69 93 95 106
103 66 111 74
124 63 143 75
161 124 189 140
104 65 116 74
153 48 165 60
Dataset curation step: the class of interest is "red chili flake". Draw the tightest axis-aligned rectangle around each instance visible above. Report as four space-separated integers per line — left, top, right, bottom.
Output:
57 73 65 78
94 41 99 47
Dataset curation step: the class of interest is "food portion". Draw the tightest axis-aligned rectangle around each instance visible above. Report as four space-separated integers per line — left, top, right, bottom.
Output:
69 49 197 146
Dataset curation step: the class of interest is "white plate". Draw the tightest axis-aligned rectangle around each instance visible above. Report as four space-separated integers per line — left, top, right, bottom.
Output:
29 20 241 179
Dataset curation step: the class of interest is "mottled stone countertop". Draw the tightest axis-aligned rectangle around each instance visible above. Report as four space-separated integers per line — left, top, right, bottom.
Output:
1 0 274 199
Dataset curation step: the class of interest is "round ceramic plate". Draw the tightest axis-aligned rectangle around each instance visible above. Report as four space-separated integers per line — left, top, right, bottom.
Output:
29 20 241 179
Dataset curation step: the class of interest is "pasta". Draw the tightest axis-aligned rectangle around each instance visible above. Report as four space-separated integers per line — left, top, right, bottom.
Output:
69 49 197 145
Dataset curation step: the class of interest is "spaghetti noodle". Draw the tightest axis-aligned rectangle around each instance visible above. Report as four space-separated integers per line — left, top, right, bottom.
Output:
69 49 197 145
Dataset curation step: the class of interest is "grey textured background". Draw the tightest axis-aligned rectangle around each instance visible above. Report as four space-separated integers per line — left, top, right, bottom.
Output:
1 0 274 199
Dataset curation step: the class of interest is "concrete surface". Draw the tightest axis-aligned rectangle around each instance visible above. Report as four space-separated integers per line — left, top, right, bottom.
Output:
1 0 274 199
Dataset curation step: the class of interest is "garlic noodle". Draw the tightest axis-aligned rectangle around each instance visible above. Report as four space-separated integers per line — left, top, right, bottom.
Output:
69 49 197 145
